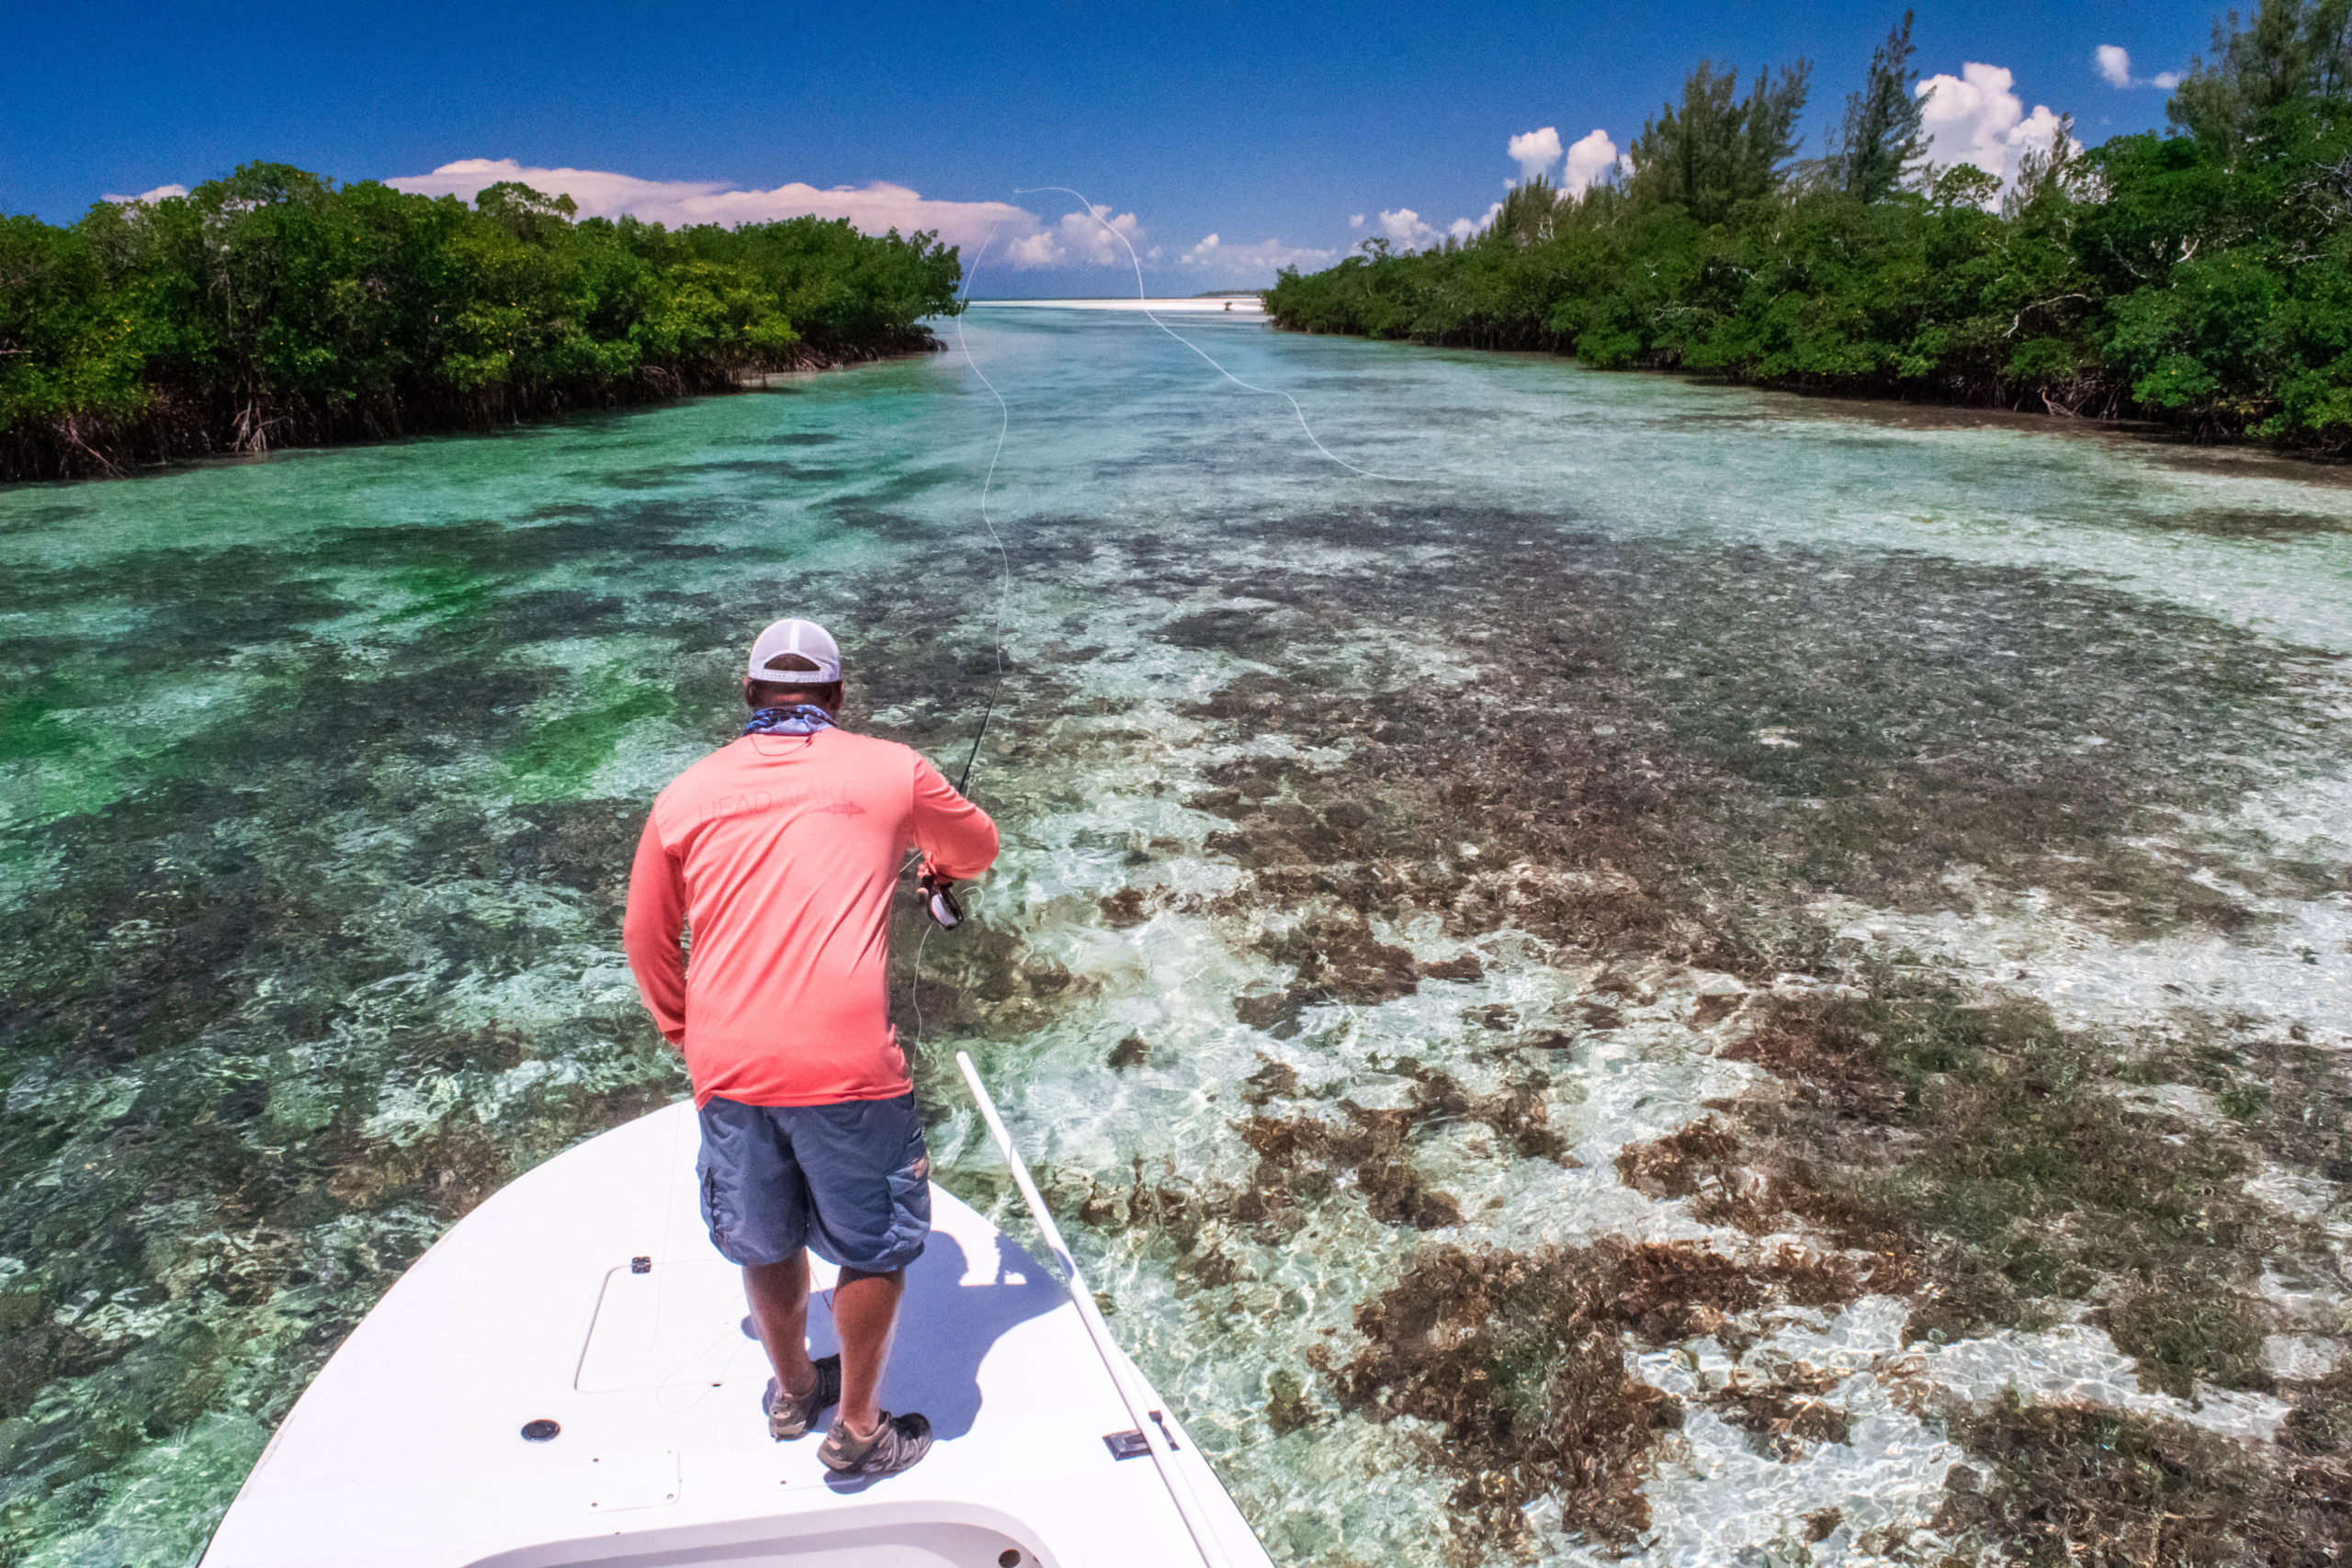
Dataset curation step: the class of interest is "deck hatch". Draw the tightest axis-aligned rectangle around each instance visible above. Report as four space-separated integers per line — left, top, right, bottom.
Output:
585 1450 680 1512
577 1257 792 1393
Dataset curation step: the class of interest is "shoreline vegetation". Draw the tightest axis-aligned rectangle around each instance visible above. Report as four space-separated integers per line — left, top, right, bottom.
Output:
1266 0 2352 457
0 164 963 484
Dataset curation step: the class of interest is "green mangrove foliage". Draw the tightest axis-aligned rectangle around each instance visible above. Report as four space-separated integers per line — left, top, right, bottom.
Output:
0 164 965 480
1266 0 2352 451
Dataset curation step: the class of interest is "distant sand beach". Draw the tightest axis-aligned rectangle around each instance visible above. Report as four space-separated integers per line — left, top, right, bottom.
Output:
968 297 1265 312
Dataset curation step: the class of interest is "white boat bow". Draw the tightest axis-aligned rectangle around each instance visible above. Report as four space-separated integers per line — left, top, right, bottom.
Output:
199 1099 1275 1568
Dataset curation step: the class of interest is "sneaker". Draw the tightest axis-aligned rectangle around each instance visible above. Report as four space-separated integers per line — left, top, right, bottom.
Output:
819 1410 933 1477
762 1354 841 1440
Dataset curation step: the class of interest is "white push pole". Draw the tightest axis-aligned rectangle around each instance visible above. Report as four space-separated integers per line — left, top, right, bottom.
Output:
956 1052 1236 1568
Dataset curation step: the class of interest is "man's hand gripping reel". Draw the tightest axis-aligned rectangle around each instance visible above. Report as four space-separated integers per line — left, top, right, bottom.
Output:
919 868 964 931
923 694 990 932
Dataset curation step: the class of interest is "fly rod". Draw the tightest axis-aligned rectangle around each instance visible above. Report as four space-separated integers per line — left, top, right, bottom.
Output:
955 1051 1237 1568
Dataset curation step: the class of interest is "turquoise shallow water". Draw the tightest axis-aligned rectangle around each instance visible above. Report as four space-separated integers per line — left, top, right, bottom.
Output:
3 310 2350 1565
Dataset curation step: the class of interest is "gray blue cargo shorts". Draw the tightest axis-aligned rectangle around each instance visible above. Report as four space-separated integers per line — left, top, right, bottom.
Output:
695 1093 931 1274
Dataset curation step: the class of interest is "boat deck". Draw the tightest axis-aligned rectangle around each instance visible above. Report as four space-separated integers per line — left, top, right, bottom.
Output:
200 1101 1270 1568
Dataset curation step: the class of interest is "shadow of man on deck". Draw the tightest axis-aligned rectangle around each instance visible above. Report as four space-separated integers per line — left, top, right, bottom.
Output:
799 1220 1067 1456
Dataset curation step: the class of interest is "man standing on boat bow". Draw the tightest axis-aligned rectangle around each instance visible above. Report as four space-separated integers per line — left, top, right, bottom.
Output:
623 616 1000 1478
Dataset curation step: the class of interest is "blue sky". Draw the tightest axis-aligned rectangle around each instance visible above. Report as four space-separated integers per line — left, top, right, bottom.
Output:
5 0 2222 292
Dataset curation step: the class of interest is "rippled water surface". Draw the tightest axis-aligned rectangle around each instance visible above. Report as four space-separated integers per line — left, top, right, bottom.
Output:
4 310 2350 1566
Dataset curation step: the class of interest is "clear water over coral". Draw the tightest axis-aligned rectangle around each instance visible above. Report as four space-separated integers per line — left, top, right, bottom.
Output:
3 309 2349 1565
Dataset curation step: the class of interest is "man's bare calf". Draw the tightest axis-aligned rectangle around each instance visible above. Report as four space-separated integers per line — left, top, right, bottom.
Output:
744 1252 905 1438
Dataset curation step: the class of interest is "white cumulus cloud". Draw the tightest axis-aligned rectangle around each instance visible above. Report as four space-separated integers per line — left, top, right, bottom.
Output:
1452 201 1506 240
102 183 188 204
1508 126 1565 183
1495 126 1621 197
1002 231 1065 267
2094 45 2181 90
1376 208 1438 245
1917 64 2080 191
1370 200 1510 247
381 158 1130 269
1056 204 1148 267
1563 129 1622 196
1180 233 1339 277
1349 213 1366 228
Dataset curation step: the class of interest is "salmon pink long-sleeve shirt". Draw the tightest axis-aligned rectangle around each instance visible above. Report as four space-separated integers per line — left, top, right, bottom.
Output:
622 727 1000 1107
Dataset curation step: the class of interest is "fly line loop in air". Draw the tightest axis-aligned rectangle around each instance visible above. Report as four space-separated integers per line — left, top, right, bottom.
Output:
913 186 1425 1042
1016 185 1419 482
909 224 1012 1047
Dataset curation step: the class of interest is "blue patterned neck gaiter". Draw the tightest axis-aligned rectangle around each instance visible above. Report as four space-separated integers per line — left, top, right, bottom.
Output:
741 704 837 738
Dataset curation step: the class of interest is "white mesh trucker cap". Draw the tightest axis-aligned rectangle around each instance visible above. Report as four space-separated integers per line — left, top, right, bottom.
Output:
746 617 842 683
